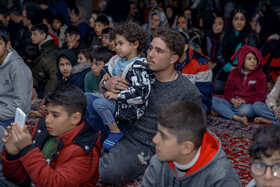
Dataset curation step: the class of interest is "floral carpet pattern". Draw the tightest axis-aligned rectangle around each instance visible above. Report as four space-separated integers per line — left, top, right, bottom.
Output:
26 99 260 187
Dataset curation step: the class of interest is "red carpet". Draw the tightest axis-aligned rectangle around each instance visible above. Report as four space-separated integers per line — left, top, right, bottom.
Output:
26 99 258 186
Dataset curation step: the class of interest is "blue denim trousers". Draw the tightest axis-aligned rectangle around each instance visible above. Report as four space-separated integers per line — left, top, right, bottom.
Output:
83 93 125 145
253 101 280 125
0 119 14 129
212 96 255 119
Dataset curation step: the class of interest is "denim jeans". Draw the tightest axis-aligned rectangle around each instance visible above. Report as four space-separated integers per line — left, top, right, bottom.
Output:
83 93 125 145
0 119 14 129
92 94 116 125
253 101 280 125
212 96 255 119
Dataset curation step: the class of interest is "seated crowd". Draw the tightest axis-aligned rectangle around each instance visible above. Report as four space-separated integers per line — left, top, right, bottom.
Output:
0 0 279 186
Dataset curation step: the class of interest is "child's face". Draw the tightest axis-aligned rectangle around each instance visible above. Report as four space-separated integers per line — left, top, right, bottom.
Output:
89 13 97 28
243 52 258 72
52 20 62 30
91 58 105 76
152 123 185 164
31 30 45 45
70 9 79 23
102 33 110 47
59 57 72 77
177 16 187 31
115 34 138 61
252 151 280 187
109 40 116 52
150 14 160 29
94 22 106 36
212 17 224 34
65 33 80 49
77 53 88 63
45 104 77 137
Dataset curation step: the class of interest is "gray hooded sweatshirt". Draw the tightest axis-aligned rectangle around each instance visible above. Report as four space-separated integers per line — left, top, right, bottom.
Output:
0 48 33 120
141 130 242 187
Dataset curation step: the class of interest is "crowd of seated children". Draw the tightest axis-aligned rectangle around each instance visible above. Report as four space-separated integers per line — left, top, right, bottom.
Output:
88 22 155 150
1 84 101 186
84 46 112 93
247 125 280 187
212 45 267 126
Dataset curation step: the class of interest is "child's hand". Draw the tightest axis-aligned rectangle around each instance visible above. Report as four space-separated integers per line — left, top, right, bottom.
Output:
104 91 118 100
32 88 38 100
231 98 242 108
11 124 32 150
2 124 20 155
274 107 280 120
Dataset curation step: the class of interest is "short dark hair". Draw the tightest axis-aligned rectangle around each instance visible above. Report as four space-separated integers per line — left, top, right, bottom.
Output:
23 3 43 25
71 6 79 15
102 27 112 35
90 46 111 63
31 23 48 38
45 84 87 116
95 15 109 26
152 27 185 57
158 101 207 148
249 125 280 159
0 26 10 43
9 6 21 16
110 23 147 55
65 25 80 35
0 5 9 18
78 48 92 59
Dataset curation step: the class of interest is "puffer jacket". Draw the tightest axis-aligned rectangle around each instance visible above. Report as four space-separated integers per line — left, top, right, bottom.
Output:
1 119 101 187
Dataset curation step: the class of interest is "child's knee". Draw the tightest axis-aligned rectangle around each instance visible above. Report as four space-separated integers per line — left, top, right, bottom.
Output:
239 105 254 117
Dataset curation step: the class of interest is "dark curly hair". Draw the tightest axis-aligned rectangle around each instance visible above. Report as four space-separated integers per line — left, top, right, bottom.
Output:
110 23 148 55
249 125 280 159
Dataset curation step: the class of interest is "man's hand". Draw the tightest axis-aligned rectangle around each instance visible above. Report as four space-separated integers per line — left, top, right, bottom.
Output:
11 124 32 150
2 124 20 155
104 91 118 100
105 74 129 93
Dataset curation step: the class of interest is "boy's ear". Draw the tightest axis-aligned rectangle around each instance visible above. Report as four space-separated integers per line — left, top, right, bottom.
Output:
184 44 189 52
132 41 139 49
76 34 80 41
181 141 195 155
170 54 179 64
71 112 82 125
5 41 11 50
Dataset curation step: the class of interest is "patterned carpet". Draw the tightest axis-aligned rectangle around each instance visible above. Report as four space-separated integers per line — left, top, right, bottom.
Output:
26 100 260 187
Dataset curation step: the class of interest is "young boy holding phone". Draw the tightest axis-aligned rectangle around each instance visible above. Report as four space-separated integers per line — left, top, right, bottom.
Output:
1 84 101 186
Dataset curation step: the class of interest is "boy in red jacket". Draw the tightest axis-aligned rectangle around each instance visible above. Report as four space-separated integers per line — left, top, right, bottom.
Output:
1 84 101 186
211 45 267 125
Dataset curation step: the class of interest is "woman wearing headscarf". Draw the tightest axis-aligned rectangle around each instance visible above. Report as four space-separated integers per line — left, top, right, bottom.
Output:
213 8 258 95
142 7 169 44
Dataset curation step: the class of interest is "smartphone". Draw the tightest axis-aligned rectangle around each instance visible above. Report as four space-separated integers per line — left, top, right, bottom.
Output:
14 108 26 129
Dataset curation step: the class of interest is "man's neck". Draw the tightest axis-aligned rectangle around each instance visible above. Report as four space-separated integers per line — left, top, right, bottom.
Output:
155 68 178 82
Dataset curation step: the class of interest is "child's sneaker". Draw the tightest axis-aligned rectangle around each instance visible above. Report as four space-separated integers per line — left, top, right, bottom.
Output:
102 132 124 150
